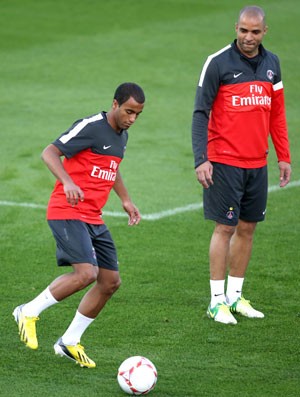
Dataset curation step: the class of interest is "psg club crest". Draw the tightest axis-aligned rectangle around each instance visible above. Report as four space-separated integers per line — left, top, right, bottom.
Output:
267 69 274 81
226 207 235 220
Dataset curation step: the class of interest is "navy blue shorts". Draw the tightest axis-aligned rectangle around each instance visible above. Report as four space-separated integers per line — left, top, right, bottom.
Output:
48 220 118 271
203 163 268 226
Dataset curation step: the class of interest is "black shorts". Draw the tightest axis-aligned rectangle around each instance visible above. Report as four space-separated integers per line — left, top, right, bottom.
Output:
48 220 118 271
203 163 268 226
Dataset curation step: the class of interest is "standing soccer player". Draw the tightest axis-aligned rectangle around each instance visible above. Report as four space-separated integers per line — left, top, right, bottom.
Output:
13 82 145 367
192 6 291 324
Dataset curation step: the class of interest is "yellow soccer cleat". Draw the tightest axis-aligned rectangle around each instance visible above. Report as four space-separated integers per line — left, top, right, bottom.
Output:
13 305 39 350
54 338 96 368
230 296 264 318
207 302 237 325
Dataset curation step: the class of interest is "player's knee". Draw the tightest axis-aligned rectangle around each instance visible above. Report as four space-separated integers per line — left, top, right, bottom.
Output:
237 220 257 236
76 266 98 289
114 277 121 291
110 277 121 294
103 277 121 296
215 223 236 238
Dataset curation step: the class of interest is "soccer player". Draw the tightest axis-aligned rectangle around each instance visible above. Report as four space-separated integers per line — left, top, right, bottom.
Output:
192 6 291 324
13 82 145 367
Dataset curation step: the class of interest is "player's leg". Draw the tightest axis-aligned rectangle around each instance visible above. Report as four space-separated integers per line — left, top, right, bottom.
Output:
54 268 120 368
204 163 242 325
13 262 98 351
49 262 98 301
210 223 235 281
226 167 267 318
13 220 98 349
78 268 121 318
54 224 120 368
207 223 237 324
227 219 257 279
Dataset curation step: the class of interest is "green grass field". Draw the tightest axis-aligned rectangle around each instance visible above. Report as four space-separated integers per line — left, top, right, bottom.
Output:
1 1 299 396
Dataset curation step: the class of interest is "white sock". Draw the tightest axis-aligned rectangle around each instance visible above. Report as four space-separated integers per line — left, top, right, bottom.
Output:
210 279 225 307
226 275 244 305
61 311 95 346
22 286 58 317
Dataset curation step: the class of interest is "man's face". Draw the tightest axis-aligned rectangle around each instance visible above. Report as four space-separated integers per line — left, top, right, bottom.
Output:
113 97 144 131
235 14 267 57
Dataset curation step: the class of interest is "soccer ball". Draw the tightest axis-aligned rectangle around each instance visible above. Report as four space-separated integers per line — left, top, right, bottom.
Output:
117 356 157 395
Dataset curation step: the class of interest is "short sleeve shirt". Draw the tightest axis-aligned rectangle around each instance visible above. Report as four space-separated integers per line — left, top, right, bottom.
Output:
47 112 128 224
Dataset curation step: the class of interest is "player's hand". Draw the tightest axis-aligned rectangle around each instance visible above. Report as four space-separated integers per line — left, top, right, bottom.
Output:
122 201 141 226
63 182 84 206
195 161 213 188
278 161 291 187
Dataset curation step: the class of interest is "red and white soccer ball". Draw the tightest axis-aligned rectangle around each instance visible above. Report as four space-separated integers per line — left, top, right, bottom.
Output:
117 356 158 395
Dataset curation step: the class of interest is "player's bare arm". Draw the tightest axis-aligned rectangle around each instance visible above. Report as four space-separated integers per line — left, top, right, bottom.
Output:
113 170 141 225
41 144 84 206
195 161 214 189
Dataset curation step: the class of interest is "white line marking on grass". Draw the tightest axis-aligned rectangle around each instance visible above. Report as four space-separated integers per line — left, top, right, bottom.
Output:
1 180 299 221
0 200 47 209
142 203 203 221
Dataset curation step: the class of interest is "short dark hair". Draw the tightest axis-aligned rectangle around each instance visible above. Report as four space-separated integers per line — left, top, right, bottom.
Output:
114 82 145 106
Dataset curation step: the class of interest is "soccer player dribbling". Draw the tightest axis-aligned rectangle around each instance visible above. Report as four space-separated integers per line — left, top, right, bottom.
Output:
13 82 145 368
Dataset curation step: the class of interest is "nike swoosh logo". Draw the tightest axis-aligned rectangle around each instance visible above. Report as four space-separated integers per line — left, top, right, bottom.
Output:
103 145 111 150
234 72 243 78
